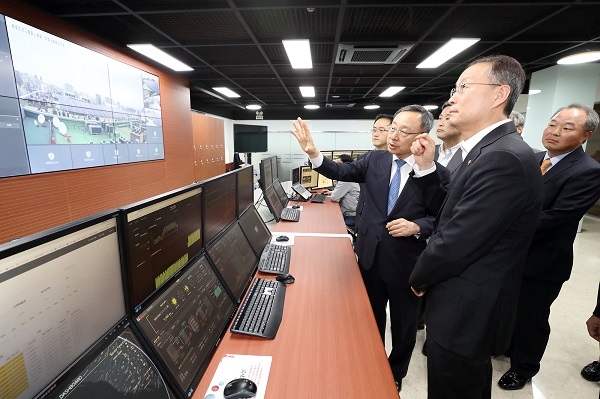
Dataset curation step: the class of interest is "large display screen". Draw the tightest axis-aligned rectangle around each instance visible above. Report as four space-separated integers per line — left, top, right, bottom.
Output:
122 186 203 312
0 214 125 399
0 15 164 179
135 254 235 398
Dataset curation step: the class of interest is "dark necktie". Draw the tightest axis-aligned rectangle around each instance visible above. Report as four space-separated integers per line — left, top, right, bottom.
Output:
541 158 552 175
387 159 406 215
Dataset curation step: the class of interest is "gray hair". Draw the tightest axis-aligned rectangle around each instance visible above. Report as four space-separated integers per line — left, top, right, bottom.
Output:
468 55 525 117
553 103 600 133
394 104 435 132
510 111 525 128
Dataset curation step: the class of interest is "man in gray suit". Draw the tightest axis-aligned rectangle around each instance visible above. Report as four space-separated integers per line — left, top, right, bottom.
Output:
409 55 543 399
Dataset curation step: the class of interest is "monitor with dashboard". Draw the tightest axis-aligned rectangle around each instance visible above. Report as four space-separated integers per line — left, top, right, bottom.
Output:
119 185 203 313
263 185 284 222
236 165 254 216
237 205 271 258
259 156 273 191
0 211 141 399
205 222 258 302
202 172 237 245
134 253 236 399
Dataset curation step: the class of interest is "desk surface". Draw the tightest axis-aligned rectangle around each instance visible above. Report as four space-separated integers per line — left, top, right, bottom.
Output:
193 236 398 398
271 198 348 235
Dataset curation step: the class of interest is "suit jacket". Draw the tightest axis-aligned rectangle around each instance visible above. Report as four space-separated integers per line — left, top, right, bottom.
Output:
409 122 543 359
524 147 600 282
315 151 450 283
435 144 463 175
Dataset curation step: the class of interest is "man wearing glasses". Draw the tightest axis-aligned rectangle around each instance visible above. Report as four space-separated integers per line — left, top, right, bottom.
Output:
409 55 543 398
290 105 450 392
354 114 394 231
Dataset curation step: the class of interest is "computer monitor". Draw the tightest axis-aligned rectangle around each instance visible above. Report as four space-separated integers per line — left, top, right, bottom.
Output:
263 185 283 222
299 166 318 188
41 324 175 399
0 212 127 399
236 165 254 216
238 205 271 257
259 157 273 191
202 172 237 245
314 173 334 190
272 179 289 208
134 253 236 398
119 185 203 312
269 156 278 182
332 150 350 160
205 223 258 302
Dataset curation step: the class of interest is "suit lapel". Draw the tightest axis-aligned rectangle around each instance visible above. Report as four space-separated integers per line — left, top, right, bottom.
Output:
437 123 515 219
543 146 583 182
446 148 463 174
376 152 393 215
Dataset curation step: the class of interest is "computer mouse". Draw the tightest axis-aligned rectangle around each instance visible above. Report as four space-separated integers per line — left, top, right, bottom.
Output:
223 378 257 399
275 235 289 242
292 204 300 209
276 273 295 284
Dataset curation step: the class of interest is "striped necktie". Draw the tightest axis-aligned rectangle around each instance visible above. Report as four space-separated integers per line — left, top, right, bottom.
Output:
387 159 406 215
541 158 552 175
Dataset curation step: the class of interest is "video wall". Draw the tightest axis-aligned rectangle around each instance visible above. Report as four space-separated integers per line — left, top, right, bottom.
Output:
0 14 164 179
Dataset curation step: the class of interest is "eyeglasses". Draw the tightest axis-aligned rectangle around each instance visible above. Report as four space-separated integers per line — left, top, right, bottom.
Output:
371 127 388 134
450 82 501 97
387 125 421 137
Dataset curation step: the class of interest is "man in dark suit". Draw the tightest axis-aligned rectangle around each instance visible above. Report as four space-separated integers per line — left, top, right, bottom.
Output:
354 113 393 232
408 55 543 399
417 101 464 337
290 105 450 390
498 103 600 390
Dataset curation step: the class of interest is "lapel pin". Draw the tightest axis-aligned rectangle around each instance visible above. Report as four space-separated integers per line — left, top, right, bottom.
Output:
467 160 472 165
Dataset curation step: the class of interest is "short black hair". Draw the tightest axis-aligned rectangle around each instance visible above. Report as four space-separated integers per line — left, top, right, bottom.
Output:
374 113 394 124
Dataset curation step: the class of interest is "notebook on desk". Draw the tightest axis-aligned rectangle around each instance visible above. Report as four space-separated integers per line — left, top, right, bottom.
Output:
291 182 312 201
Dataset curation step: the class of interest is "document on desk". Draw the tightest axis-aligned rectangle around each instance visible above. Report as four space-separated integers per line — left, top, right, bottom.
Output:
203 354 272 399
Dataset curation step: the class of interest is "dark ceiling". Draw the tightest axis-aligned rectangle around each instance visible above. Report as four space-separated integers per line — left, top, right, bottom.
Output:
16 0 600 120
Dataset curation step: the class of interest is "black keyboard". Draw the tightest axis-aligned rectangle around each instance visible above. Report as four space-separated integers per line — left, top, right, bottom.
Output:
230 278 286 339
258 243 291 274
280 207 300 221
310 193 327 203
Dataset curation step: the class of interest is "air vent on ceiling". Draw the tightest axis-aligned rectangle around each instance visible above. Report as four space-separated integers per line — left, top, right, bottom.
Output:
326 103 356 108
335 44 414 64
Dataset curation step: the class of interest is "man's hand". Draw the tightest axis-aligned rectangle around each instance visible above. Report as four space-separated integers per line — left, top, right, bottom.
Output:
386 218 420 237
586 314 600 342
410 133 436 170
290 117 320 158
